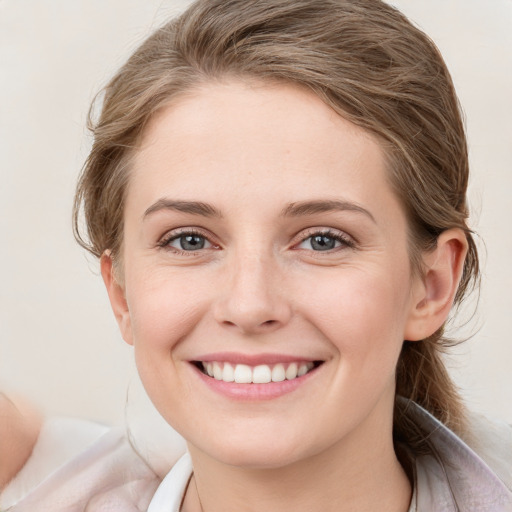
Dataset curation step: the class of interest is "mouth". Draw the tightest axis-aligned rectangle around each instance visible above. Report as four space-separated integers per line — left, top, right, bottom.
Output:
193 360 323 384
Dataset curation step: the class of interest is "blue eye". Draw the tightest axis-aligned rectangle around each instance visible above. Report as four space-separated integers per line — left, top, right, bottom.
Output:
310 234 339 251
297 231 352 252
167 233 212 251
301 234 340 251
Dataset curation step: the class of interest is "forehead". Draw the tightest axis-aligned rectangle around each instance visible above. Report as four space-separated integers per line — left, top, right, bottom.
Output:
126 80 404 228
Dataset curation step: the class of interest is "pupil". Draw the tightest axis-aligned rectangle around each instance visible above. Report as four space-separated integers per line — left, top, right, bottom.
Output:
311 235 335 251
181 235 205 250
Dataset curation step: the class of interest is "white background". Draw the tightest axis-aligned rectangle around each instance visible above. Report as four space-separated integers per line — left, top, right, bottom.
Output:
1 0 511 427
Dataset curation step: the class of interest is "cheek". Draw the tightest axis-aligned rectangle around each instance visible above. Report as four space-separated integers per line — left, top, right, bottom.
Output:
125 268 214 423
125 266 213 352
295 265 412 360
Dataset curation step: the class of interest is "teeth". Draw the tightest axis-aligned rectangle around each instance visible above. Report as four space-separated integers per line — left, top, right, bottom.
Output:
201 361 316 384
253 365 272 384
298 363 309 377
271 364 286 382
213 362 223 380
234 364 252 383
285 362 298 380
222 362 235 382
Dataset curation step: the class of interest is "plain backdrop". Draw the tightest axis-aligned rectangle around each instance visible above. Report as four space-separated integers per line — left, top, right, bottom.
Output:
1 0 511 429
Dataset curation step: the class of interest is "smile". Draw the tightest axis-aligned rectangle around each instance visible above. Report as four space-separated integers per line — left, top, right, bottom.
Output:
198 361 318 384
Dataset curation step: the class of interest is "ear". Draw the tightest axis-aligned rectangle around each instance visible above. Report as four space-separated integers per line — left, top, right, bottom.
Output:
100 251 133 345
404 228 468 341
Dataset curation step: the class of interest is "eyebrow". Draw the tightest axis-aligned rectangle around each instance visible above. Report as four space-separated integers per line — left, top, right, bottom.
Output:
143 198 375 223
281 199 376 223
143 199 222 219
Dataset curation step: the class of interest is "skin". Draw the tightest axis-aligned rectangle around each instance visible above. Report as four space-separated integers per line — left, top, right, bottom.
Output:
0 394 42 490
102 80 467 512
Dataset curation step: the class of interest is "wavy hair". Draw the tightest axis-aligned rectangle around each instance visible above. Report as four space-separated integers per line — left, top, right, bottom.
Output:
73 0 479 441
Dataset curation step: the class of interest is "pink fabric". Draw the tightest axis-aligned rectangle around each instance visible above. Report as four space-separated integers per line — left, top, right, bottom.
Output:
4 401 511 511
7 429 160 512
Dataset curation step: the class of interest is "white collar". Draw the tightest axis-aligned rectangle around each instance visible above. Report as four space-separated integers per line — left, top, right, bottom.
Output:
147 451 418 512
147 401 512 512
148 452 193 512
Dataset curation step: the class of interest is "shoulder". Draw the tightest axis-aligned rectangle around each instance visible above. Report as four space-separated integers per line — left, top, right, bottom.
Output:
1 417 186 512
464 411 512 490
0 393 43 491
400 399 512 512
1 416 109 508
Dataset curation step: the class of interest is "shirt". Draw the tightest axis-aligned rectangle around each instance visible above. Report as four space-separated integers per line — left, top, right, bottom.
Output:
2 400 511 511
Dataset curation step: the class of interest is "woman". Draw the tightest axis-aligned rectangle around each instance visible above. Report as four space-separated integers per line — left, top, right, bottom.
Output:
2 0 511 511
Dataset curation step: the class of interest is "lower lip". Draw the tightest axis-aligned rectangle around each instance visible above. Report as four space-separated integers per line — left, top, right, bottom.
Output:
191 364 319 401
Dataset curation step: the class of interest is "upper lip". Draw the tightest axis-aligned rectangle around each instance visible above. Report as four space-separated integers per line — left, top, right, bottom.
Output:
191 352 323 366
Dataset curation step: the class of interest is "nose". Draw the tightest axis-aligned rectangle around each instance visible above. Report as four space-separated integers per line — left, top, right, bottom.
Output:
213 253 292 335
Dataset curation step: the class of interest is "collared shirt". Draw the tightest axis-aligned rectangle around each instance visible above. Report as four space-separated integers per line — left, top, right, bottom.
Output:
2 402 511 511
146 453 415 512
403 399 512 511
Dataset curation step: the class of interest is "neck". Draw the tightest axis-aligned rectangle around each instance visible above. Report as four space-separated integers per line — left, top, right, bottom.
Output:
182 404 412 512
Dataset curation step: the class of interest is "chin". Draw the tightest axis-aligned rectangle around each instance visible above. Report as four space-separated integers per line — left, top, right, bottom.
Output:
212 445 305 470
190 426 321 470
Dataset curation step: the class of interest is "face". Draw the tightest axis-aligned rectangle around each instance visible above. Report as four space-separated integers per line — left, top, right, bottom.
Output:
107 80 427 469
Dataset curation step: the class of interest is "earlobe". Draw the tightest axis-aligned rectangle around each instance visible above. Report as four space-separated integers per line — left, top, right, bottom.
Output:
404 229 468 341
100 252 133 345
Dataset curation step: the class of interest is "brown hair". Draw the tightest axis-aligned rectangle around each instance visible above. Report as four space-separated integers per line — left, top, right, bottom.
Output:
73 0 479 439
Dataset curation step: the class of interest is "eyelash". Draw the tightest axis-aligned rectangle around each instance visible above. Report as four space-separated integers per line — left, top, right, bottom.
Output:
293 229 355 252
157 228 215 256
157 228 355 255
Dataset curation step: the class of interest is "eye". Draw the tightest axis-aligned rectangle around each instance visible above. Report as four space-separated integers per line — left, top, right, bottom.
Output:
302 234 339 251
160 231 213 252
296 230 354 252
171 234 211 251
